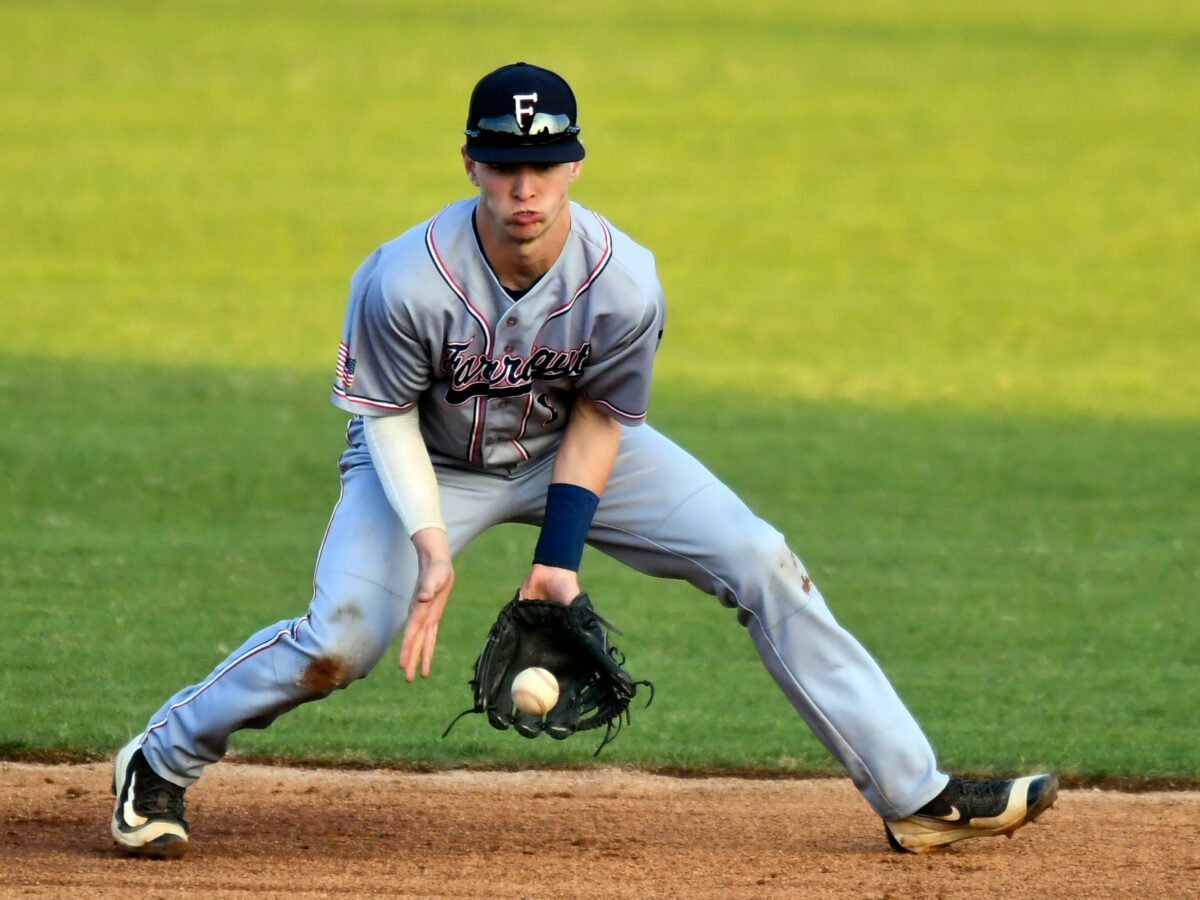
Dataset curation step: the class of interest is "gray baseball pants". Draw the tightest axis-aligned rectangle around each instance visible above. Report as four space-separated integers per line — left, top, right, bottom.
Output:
138 423 947 820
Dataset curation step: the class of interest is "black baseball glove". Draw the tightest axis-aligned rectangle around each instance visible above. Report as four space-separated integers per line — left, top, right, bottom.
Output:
443 593 653 754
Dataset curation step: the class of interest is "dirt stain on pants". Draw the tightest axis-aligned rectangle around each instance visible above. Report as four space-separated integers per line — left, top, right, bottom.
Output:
300 656 352 694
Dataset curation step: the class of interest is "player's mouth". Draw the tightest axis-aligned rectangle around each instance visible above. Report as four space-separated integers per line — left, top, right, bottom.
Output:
509 210 541 227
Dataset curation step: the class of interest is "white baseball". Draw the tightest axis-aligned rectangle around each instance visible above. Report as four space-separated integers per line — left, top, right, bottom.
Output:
511 667 559 716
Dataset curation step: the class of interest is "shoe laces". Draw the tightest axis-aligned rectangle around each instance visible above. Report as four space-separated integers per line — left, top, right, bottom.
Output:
133 759 187 819
928 777 1012 817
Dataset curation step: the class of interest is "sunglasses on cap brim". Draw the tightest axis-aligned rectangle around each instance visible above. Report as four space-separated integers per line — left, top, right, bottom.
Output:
466 112 580 142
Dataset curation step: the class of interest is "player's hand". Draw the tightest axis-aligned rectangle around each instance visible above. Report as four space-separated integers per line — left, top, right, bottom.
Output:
398 528 455 682
519 563 580 605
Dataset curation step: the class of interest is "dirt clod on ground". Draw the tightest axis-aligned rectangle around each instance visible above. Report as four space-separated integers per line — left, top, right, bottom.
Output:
2 762 1198 898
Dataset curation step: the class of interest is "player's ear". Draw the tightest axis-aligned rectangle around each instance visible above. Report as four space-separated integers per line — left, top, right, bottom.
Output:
462 147 480 186
566 160 582 183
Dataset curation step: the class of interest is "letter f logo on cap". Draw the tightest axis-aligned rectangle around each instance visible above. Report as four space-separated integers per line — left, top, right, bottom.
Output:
514 92 538 129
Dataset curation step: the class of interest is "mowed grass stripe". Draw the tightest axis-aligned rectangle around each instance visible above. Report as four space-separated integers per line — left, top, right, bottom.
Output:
1 2 1196 419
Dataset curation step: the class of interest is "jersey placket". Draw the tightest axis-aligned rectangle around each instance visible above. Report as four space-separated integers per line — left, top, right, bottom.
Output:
483 310 531 466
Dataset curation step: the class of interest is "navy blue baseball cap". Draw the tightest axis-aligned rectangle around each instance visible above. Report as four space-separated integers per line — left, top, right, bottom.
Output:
464 62 585 164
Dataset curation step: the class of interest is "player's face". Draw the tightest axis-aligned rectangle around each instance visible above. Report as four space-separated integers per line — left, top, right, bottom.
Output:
464 153 582 247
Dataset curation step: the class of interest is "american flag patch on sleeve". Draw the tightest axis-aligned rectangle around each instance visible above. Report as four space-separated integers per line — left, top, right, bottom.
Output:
336 340 357 389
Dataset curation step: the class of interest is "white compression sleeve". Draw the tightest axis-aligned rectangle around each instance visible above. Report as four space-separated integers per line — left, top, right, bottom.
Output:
362 411 445 537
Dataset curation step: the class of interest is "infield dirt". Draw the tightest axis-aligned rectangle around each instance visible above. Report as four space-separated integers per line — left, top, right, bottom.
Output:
2 762 1197 898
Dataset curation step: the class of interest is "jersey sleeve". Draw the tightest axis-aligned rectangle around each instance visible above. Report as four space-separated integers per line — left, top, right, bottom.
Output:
575 285 665 425
330 257 433 416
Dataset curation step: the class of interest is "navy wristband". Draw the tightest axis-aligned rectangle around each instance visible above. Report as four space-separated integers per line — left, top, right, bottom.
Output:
533 483 600 571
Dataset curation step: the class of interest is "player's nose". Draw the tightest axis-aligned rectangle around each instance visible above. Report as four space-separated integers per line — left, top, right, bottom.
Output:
510 168 537 200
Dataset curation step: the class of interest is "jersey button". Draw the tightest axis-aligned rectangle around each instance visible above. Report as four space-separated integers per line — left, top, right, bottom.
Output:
506 316 518 326
504 344 514 353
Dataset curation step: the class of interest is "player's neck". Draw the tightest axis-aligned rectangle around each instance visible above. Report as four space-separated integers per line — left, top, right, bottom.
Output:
474 205 572 293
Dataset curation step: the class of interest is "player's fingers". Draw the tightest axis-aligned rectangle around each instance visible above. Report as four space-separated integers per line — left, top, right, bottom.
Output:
402 632 424 682
398 621 423 681
398 638 412 680
421 623 438 678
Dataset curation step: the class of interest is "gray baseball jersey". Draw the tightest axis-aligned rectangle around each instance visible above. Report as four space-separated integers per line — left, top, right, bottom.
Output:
331 198 664 470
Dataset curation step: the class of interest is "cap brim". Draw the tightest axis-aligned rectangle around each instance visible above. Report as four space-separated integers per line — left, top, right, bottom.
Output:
465 140 585 164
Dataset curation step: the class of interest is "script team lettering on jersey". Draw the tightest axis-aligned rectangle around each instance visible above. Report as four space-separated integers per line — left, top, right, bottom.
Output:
440 340 592 404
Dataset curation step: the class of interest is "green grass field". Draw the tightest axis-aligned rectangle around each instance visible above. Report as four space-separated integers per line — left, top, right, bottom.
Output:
1 1 1197 780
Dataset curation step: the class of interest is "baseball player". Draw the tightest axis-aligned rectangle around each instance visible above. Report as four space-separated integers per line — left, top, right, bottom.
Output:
111 62 1057 859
